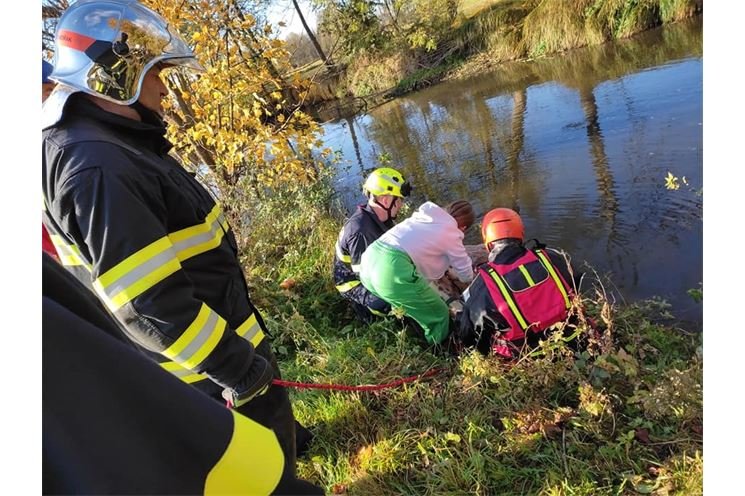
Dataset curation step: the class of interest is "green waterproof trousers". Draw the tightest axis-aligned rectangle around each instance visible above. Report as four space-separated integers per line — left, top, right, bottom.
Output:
360 241 450 344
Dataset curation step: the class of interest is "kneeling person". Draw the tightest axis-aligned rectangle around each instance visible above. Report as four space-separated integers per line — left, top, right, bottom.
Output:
333 167 411 322
360 200 475 345
458 208 581 358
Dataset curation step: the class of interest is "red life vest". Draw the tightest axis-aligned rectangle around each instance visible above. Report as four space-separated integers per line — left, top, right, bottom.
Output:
478 248 573 344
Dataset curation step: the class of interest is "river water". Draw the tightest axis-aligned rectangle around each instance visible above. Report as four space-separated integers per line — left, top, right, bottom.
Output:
320 18 703 323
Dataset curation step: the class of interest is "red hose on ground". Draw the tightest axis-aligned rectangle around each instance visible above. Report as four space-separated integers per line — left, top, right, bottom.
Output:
271 367 444 392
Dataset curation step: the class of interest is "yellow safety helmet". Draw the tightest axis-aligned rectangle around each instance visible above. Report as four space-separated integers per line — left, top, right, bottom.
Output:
362 167 411 198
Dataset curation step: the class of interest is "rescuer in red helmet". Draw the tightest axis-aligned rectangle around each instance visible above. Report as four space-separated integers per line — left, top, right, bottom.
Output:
456 208 583 358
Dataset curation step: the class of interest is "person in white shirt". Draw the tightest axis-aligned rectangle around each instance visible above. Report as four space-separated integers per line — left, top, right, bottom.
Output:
359 200 476 344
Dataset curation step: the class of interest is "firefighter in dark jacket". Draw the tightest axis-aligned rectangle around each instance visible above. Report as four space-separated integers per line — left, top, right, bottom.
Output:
333 167 411 322
41 0 314 483
457 208 582 358
43 253 321 495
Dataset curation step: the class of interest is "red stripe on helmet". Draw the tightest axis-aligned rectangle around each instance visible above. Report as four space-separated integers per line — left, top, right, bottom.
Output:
57 30 96 52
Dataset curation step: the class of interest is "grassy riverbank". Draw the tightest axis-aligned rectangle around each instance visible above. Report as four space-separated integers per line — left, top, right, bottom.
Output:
325 0 703 100
239 181 703 494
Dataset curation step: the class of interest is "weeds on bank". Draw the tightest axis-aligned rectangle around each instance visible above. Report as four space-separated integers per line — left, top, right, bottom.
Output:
341 0 702 99
240 183 702 495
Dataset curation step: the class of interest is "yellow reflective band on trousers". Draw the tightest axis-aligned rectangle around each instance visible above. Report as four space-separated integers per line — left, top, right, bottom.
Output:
336 279 361 293
487 268 529 330
50 235 92 270
204 410 284 495
335 241 352 264
162 303 227 370
536 251 571 309
160 312 266 384
92 205 229 312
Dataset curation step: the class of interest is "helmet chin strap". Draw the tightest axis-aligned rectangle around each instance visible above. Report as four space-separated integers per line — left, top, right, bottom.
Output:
129 101 165 128
372 196 398 223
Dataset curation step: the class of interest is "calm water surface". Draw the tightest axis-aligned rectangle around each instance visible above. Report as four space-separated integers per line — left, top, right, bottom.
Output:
320 18 703 323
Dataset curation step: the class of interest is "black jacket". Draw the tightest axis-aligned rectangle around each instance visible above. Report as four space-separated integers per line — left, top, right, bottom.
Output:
42 95 270 396
458 240 581 355
43 253 319 495
332 204 392 292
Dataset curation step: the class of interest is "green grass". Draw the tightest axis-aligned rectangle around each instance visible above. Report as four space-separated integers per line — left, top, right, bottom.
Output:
238 180 703 495
391 55 466 96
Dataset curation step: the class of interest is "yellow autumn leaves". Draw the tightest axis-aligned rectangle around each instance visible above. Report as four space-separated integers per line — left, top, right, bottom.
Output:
664 171 689 191
144 0 329 187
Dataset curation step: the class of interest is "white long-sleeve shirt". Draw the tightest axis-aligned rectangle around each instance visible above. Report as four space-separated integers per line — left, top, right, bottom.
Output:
377 201 474 282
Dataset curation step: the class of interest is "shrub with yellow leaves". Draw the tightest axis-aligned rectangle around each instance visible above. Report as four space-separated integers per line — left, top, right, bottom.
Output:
144 0 332 233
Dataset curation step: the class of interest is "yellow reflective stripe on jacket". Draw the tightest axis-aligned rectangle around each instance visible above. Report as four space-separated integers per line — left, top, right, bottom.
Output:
487 268 529 330
91 205 229 312
162 303 227 370
159 361 206 384
235 313 265 347
518 265 536 287
335 241 352 264
536 250 571 309
204 410 284 495
50 235 92 271
336 279 361 293
93 236 181 312
161 313 266 384
169 205 227 263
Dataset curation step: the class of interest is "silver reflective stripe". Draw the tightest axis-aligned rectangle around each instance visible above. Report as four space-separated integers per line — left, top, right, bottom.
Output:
352 263 362 273
379 172 398 184
172 212 226 257
98 247 177 301
159 361 209 384
53 242 78 259
167 366 196 379
240 319 261 342
50 235 91 270
170 310 221 364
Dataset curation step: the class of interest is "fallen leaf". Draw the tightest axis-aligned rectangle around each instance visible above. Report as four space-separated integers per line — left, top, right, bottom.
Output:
635 428 651 444
331 483 348 494
279 277 296 289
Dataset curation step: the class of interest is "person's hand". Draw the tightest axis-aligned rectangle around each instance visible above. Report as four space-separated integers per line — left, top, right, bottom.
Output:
222 354 274 408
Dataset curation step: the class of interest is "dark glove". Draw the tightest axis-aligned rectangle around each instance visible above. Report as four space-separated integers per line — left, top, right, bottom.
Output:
222 353 274 408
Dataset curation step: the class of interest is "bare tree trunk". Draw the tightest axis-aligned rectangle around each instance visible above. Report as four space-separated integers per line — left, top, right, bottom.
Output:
291 0 333 68
382 0 402 34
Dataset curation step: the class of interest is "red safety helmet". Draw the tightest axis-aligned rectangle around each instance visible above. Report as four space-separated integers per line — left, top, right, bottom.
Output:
481 208 524 250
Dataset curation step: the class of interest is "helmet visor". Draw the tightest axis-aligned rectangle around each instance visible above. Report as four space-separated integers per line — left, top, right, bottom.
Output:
52 0 201 104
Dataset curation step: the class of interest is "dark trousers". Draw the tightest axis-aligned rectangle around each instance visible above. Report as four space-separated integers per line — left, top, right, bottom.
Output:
342 283 391 323
214 339 323 494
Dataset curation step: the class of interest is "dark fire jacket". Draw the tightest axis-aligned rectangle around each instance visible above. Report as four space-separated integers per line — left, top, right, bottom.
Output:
42 95 270 396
